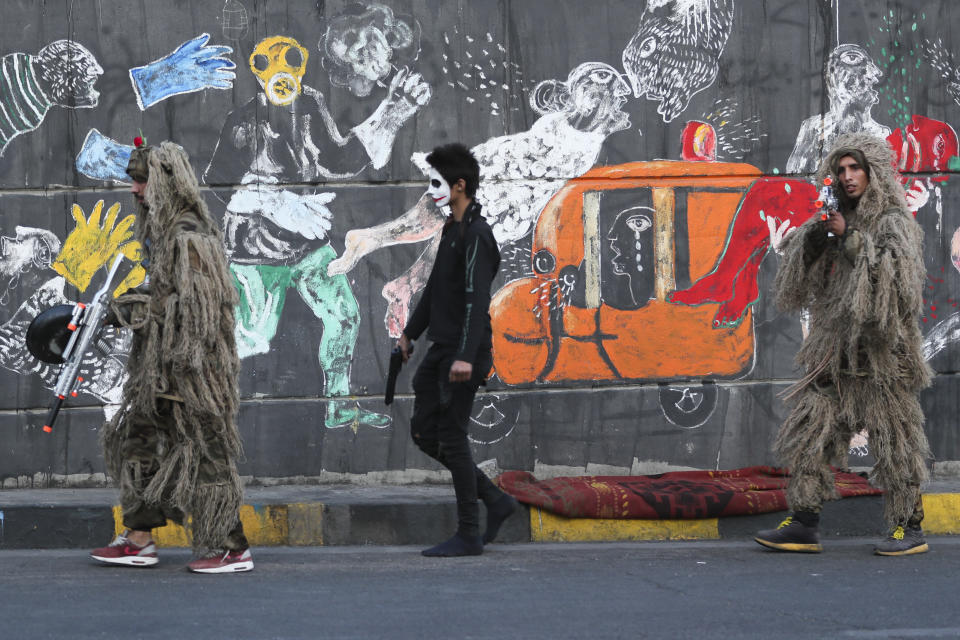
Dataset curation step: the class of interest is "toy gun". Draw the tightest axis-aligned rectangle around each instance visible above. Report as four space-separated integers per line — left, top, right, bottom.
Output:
384 343 414 405
36 254 129 433
814 176 838 236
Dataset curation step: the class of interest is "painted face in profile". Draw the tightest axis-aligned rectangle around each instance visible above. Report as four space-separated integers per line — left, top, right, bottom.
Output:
427 168 451 208
828 44 881 109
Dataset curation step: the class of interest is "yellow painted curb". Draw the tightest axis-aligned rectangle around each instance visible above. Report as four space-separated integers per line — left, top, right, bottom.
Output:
530 507 720 542
287 503 325 546
922 494 960 535
111 503 320 547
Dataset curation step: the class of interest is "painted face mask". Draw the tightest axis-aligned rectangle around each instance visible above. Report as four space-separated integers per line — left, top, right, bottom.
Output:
249 36 308 106
427 168 451 208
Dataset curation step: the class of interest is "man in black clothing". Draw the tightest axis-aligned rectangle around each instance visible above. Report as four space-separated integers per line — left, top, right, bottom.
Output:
398 143 518 557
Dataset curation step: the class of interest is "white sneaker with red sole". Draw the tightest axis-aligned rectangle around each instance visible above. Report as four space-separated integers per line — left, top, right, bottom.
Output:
187 548 254 574
90 531 159 567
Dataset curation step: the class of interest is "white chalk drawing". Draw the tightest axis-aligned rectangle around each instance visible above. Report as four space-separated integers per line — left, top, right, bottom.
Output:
924 312 960 362
0 40 102 156
224 179 335 263
468 395 520 445
318 2 420 98
922 37 960 105
606 207 655 310
129 33 236 110
438 25 532 120
222 0 249 41
786 44 888 174
699 98 767 160
921 230 960 362
328 61 631 337
0 226 59 306
205 35 430 184
622 0 735 123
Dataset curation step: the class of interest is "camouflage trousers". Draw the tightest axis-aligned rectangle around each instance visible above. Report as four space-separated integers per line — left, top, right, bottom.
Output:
118 402 247 551
775 375 929 529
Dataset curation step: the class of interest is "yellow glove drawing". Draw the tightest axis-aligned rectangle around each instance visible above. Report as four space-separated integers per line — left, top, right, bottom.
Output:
52 200 146 296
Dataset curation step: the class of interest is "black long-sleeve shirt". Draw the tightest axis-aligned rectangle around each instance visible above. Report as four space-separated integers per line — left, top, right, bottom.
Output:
404 200 500 364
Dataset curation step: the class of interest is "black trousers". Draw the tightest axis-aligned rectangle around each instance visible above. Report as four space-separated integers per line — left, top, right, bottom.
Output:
410 343 505 538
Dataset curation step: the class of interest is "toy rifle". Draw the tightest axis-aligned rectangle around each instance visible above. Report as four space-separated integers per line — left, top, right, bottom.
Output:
814 176 839 237
41 253 129 433
384 343 413 405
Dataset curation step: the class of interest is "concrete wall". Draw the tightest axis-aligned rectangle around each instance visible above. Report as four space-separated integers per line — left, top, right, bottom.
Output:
2 0 959 486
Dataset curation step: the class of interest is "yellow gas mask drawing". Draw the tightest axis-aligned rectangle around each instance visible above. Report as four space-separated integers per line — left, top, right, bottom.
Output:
249 36 308 106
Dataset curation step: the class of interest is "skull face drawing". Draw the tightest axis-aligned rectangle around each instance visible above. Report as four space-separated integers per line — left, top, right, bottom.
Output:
249 36 309 106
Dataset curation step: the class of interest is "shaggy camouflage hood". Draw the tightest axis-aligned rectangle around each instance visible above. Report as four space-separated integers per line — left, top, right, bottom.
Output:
815 132 909 224
130 141 220 246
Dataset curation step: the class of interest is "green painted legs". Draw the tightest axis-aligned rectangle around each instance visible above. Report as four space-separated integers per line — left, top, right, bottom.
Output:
231 246 391 429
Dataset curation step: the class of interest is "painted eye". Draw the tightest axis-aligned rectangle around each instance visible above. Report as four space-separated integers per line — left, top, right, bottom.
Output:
34 243 51 267
590 69 614 83
639 36 657 58
840 50 864 65
430 179 442 188
626 214 652 233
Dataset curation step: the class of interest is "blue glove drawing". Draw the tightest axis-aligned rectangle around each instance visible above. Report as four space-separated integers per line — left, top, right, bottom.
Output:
76 129 133 183
129 33 235 110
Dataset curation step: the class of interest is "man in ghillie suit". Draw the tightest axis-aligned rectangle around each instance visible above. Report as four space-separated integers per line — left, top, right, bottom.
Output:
755 133 932 556
90 141 253 573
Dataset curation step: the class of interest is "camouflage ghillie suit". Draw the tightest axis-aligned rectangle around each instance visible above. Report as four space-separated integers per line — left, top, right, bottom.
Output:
102 142 246 552
773 132 932 529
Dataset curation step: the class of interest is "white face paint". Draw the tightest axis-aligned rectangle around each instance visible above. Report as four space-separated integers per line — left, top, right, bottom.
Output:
427 168 451 208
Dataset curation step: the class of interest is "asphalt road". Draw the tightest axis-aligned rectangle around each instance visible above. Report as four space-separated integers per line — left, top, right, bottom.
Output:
1 538 959 639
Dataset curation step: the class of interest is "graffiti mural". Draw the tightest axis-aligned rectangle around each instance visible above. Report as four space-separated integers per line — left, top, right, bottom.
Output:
318 2 421 98
129 33 236 110
75 33 238 183
204 23 430 431
2 1 960 486
622 0 736 123
0 200 141 410
0 40 101 156
328 60 632 337
786 44 888 174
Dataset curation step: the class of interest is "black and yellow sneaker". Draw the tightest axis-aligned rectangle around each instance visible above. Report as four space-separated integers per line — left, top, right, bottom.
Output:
754 515 823 553
874 525 929 556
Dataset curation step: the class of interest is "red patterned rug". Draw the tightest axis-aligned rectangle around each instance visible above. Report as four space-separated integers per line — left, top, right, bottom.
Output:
496 466 882 519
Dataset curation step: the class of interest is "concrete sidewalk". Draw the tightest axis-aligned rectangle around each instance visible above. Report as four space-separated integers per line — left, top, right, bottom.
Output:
2 481 960 549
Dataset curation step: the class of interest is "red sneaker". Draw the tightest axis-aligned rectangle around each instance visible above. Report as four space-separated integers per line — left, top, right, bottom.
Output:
90 531 158 567
187 548 254 574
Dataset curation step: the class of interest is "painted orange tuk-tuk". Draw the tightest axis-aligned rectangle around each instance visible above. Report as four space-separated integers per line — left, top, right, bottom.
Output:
488 160 765 427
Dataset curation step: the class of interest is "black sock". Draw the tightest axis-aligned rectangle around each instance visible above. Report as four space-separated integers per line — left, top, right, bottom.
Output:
422 532 483 557
483 494 518 544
